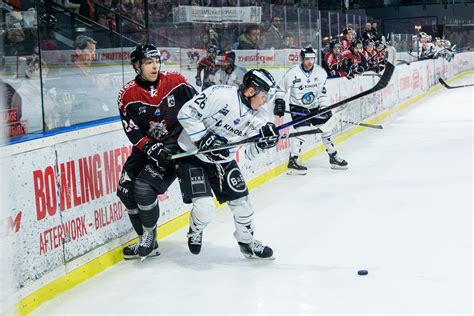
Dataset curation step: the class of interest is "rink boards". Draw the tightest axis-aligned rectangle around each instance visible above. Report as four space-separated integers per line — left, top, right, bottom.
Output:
1 51 473 314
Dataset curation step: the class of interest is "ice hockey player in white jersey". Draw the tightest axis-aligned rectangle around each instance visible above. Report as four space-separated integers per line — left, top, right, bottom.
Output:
208 50 247 87
177 69 278 259
273 45 348 174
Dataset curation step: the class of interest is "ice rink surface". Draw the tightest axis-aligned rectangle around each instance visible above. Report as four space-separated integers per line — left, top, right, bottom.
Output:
34 76 473 315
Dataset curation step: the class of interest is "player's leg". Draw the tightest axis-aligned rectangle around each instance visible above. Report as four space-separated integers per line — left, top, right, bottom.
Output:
213 161 274 259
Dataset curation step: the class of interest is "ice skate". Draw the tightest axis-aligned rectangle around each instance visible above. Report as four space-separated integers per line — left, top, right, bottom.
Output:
187 228 203 255
287 155 307 175
238 239 274 260
138 229 160 261
328 151 348 169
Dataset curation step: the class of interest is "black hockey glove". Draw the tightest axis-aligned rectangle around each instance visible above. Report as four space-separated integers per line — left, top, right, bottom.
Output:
256 122 279 150
273 98 286 117
143 141 174 174
195 132 230 162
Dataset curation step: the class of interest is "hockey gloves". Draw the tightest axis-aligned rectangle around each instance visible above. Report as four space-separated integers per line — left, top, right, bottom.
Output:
256 122 279 150
273 98 286 117
195 132 230 162
143 141 174 175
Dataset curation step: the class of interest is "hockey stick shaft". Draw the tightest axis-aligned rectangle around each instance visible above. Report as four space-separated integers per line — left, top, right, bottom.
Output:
438 78 474 89
171 128 322 160
341 120 383 129
285 111 383 129
275 46 396 131
173 47 396 160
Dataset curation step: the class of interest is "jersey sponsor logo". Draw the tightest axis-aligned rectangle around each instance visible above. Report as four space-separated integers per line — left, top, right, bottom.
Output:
226 168 247 193
189 167 207 194
154 109 161 117
292 77 301 85
119 170 132 184
302 92 315 105
145 165 162 179
167 94 176 107
224 123 244 136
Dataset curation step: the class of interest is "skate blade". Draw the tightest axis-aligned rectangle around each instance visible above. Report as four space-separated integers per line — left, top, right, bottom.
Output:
286 169 307 175
330 164 348 170
243 254 276 260
138 249 161 262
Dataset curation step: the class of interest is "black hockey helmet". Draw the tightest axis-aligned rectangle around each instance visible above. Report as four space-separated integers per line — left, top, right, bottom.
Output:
207 45 218 54
363 39 375 47
216 50 236 65
130 43 161 64
242 68 275 93
300 45 317 60
350 40 363 50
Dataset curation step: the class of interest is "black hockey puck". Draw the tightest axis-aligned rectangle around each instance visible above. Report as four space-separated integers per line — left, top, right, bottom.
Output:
357 270 368 276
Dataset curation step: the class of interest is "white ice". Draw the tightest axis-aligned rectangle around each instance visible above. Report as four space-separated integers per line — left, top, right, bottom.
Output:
34 76 473 315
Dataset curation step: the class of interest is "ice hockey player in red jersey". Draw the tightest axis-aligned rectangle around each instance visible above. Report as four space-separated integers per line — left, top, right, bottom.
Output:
116 44 197 260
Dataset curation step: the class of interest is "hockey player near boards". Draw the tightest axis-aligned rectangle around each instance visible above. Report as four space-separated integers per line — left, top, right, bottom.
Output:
273 46 348 174
177 69 278 259
208 50 247 87
195 45 218 90
116 44 197 260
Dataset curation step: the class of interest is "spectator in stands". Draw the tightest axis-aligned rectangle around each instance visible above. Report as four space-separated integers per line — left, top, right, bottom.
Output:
4 10 35 56
236 25 261 50
265 16 284 49
362 22 374 41
372 22 382 41
284 33 297 49
49 35 112 128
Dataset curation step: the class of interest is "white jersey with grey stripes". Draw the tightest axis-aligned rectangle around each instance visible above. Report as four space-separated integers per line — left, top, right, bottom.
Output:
177 85 268 163
275 64 329 109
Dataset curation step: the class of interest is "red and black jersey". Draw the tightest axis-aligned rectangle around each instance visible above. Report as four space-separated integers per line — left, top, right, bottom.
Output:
196 57 217 82
323 51 341 77
341 39 352 50
361 49 376 68
117 71 197 152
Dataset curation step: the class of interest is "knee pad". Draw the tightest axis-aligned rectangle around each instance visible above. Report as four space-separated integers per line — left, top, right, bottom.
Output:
190 197 215 232
134 179 160 228
134 179 158 208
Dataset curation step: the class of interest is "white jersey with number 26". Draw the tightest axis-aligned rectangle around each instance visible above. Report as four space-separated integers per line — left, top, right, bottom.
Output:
178 85 268 163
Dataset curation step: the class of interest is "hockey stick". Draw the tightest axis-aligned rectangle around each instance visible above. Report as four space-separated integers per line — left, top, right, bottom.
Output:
362 73 382 78
341 120 383 129
285 110 383 129
438 78 474 89
276 46 396 131
396 59 411 66
171 128 322 160
174 47 396 160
